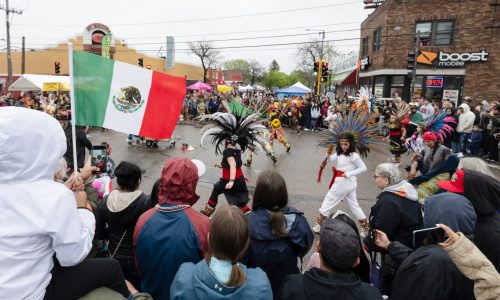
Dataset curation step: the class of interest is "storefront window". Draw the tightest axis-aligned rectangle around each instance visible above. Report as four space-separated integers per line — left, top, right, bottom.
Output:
413 76 423 99
374 76 384 98
390 76 404 98
359 77 373 94
424 75 463 101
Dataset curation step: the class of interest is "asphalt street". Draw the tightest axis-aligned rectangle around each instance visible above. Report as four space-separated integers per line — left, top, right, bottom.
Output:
87 124 500 263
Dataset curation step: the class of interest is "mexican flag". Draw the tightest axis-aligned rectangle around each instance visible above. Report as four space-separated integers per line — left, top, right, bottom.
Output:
72 51 186 139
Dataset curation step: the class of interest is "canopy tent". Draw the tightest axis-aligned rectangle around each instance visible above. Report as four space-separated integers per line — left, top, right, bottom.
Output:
253 84 265 91
217 85 233 94
276 85 310 99
290 82 312 93
238 84 254 92
186 81 212 91
9 74 70 92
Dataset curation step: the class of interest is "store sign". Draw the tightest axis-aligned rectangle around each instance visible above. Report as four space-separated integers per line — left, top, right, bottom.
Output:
360 57 370 70
426 76 443 88
418 50 488 67
443 89 459 102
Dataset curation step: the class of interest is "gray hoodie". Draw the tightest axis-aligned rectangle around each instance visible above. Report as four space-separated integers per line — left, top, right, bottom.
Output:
457 104 475 133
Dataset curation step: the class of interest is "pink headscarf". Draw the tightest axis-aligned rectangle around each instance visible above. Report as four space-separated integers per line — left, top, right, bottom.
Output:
158 157 200 205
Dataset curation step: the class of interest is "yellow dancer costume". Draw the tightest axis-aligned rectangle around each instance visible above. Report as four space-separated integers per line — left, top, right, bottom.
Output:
269 118 291 152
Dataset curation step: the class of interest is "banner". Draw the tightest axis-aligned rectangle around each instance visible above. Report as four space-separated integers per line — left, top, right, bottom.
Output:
102 34 112 59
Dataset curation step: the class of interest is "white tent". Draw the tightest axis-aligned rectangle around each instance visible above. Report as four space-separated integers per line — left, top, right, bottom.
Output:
290 82 312 93
253 84 265 91
238 84 255 92
8 74 70 92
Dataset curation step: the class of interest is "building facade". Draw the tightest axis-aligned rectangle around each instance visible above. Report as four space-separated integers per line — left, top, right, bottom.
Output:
332 52 359 97
0 23 204 95
359 0 500 104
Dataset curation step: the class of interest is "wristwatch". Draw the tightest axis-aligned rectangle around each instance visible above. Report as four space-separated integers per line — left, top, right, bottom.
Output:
229 179 235 182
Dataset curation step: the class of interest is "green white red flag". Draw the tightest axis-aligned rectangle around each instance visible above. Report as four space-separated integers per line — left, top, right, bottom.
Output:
72 51 185 139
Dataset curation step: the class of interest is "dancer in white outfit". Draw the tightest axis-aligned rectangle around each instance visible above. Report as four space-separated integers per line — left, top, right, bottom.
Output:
314 133 369 233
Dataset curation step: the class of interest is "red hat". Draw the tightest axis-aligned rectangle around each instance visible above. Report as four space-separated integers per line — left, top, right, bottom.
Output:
423 131 437 141
437 170 464 194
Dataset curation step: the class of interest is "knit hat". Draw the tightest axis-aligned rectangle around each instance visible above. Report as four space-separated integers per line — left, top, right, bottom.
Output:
320 219 360 270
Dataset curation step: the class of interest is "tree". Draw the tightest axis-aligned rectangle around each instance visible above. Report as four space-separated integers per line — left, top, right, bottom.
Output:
269 59 280 72
262 71 289 89
288 70 309 86
296 39 335 67
223 59 251 83
248 60 264 85
187 40 221 82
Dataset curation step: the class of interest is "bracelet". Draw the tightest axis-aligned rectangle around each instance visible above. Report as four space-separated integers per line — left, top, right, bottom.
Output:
229 179 235 182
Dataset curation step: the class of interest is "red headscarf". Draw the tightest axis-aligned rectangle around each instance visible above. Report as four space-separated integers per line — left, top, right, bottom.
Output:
158 157 200 205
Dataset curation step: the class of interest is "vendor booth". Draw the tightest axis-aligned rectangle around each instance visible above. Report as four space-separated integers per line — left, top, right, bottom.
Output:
8 74 70 92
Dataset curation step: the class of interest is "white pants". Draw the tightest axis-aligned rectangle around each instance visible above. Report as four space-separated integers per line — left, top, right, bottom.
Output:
319 178 366 220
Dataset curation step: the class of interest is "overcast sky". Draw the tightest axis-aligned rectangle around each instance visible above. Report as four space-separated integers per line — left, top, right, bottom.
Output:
1 0 370 73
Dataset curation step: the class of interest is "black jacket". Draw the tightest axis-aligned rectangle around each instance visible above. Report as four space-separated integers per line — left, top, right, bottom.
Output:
242 207 314 298
95 191 151 258
277 268 382 300
390 244 475 300
364 191 422 252
63 126 92 168
463 169 500 272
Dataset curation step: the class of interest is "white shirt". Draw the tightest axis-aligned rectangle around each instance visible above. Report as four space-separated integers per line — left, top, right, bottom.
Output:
419 103 435 121
0 107 95 300
329 152 367 180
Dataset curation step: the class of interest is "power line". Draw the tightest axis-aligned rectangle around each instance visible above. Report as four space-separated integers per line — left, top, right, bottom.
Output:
9 1 359 28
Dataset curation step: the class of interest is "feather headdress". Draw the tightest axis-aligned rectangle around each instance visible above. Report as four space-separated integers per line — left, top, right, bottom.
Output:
319 108 384 157
354 87 373 112
425 111 457 143
392 100 411 120
199 101 269 155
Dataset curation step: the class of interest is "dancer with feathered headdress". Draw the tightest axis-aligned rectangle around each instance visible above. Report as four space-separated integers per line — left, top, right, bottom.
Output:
387 100 410 163
198 104 269 216
313 108 385 234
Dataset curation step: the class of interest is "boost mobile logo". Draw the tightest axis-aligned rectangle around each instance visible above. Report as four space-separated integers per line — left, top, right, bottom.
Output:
418 50 488 67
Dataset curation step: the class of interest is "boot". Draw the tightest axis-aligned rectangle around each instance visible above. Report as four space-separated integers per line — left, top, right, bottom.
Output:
200 203 216 217
312 214 327 234
358 218 370 237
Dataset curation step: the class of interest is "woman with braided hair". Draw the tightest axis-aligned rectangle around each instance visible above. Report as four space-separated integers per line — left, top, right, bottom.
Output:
314 133 369 234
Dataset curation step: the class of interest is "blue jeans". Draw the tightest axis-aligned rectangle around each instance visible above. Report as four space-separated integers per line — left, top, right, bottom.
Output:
451 141 461 153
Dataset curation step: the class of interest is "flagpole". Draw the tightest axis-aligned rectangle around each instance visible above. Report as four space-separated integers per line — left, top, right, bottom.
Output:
67 42 78 174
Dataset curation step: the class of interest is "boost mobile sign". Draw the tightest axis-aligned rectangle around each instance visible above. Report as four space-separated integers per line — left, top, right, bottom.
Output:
418 50 488 67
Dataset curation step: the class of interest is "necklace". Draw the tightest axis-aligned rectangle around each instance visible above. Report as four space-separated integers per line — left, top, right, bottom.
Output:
155 204 191 213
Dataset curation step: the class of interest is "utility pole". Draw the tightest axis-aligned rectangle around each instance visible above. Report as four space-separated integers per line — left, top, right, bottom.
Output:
411 31 420 98
1 0 23 91
21 36 25 74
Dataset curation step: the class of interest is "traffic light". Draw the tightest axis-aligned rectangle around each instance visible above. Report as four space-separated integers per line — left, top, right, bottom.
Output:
407 51 416 70
54 61 61 74
321 62 329 83
138 58 144 68
313 61 319 76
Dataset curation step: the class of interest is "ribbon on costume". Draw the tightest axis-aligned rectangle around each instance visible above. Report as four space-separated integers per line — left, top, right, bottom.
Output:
329 167 345 189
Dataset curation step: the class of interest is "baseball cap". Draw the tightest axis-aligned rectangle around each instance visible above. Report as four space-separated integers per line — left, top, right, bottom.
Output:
437 170 464 194
320 219 360 270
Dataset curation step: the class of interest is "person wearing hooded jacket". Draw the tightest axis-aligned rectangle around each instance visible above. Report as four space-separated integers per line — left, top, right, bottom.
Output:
95 161 152 288
363 163 422 296
456 103 476 157
0 107 130 299
374 193 477 300
240 170 313 297
134 157 210 300
171 206 272 300
437 169 500 272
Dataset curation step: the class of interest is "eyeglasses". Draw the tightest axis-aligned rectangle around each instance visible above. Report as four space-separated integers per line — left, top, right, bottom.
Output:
373 174 383 179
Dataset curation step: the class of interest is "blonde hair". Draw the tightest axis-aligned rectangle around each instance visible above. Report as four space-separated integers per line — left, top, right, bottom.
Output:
54 158 68 182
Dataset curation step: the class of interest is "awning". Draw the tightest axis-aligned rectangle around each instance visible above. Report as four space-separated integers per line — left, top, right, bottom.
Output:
9 74 70 92
331 69 357 86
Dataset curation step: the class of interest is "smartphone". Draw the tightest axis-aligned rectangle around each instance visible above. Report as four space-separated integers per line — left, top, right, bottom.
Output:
412 227 446 248
90 145 107 174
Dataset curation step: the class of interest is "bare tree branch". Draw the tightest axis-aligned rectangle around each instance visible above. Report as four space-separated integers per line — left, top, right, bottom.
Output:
187 40 221 82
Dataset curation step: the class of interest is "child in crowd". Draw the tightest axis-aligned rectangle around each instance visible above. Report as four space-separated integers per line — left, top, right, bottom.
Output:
468 124 484 157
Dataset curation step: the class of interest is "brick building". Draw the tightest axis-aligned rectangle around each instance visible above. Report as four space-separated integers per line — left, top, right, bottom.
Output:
359 0 500 104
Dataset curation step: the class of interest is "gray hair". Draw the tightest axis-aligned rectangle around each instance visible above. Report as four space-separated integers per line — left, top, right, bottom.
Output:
375 163 403 185
459 158 496 179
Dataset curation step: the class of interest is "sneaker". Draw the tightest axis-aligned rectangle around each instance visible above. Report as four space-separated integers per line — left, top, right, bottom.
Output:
457 152 464 158
304 128 310 131
312 224 321 234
